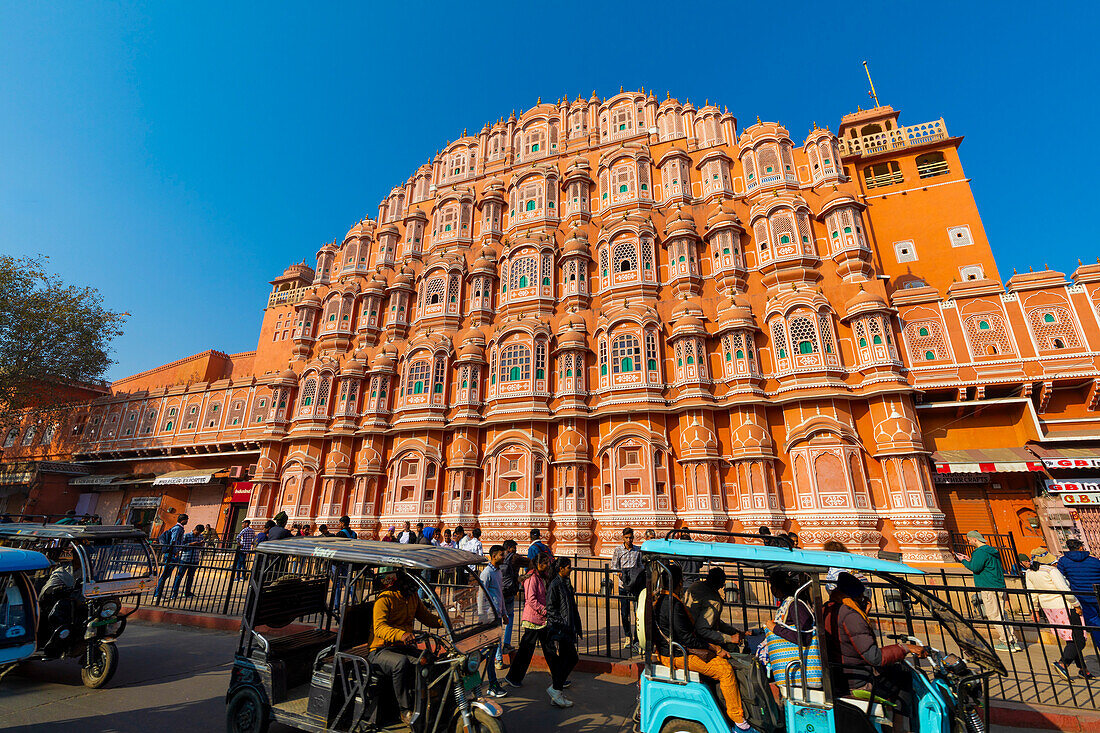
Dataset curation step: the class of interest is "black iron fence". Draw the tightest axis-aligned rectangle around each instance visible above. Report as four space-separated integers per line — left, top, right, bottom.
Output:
141 547 1100 712
949 531 1022 577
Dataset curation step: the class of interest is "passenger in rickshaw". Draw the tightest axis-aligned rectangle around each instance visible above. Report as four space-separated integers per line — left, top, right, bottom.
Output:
684 566 742 653
369 570 444 725
822 572 926 720
653 563 751 731
37 550 81 654
760 570 820 689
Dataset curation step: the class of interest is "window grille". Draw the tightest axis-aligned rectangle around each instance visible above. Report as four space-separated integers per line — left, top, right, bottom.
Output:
300 379 317 409
1028 306 1080 350
500 344 531 382
818 314 835 354
614 239 638 272
612 334 641 373
790 317 818 355
406 360 431 395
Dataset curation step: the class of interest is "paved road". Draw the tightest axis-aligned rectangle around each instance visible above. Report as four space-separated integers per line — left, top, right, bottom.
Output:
0 622 635 733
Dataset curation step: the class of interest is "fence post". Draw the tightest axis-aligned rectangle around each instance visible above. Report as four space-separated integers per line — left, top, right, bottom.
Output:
221 550 238 616
603 562 613 658
737 566 748 628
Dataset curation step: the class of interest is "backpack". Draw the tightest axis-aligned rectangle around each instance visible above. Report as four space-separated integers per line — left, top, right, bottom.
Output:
624 563 647 598
159 525 179 547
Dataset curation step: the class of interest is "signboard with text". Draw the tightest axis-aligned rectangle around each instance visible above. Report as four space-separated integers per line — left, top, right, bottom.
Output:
1045 480 1100 493
1042 458 1100 470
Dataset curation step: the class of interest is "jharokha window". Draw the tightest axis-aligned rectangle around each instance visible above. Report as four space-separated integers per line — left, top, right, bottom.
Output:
406 360 431 395
499 344 531 383
612 334 642 373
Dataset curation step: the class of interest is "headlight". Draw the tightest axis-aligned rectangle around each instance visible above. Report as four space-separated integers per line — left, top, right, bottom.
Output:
100 601 120 619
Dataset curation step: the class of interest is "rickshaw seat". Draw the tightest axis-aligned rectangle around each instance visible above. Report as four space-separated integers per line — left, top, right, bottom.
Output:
339 601 375 650
265 627 337 658
650 663 702 684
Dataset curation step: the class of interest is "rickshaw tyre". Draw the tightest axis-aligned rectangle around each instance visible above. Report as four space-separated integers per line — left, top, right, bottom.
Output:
80 641 118 688
226 686 271 733
452 708 506 733
658 718 708 733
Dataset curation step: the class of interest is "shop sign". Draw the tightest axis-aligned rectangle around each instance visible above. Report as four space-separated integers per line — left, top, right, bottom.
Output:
932 472 989 485
153 474 214 486
230 482 253 502
1046 480 1100 493
1042 458 1100 470
129 496 161 509
1061 493 1100 507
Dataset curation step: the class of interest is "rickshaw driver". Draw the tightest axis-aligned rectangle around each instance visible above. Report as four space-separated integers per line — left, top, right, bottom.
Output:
369 571 444 726
653 564 751 732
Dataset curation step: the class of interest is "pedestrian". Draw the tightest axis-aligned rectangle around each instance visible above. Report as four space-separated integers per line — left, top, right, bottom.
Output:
301 524 312 537
610 527 643 653
267 511 292 540
504 552 556 690
398 521 414 544
1019 549 1093 679
318 524 333 538
336 515 358 539
172 524 205 598
233 519 257 580
381 525 397 542
527 528 552 563
497 539 520 668
1055 538 1100 650
153 513 189 599
56 509 78 525
643 529 656 541
418 526 435 545
956 530 1021 652
441 528 456 548
477 545 508 698
291 523 301 537
545 557 582 707
255 519 275 544
786 532 800 549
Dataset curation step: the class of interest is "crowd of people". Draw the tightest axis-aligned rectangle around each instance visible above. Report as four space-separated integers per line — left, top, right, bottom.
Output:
150 510 1100 725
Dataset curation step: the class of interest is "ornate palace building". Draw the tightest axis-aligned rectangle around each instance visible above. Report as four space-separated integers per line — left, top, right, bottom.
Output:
4 90 1100 562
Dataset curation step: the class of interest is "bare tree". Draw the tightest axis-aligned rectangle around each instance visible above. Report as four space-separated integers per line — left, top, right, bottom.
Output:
0 255 127 423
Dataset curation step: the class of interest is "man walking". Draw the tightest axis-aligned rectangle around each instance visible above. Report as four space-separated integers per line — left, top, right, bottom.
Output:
397 521 414 544
477 545 508 697
266 511 292 540
610 527 642 653
233 519 257 580
497 539 521 668
336 515 358 539
956 530 1021 651
527 528 552 563
1056 538 1100 649
172 523 205 598
153 513 188 599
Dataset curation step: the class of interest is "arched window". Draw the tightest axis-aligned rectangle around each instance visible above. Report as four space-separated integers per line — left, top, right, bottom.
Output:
916 152 949 179
925 350 935 360
978 320 990 330
300 379 317 408
406 360 431 396
612 334 642 373
614 239 637 273
500 344 531 382
918 326 929 336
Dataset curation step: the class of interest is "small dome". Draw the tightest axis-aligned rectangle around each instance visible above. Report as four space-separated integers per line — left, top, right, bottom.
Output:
554 426 589 459
341 358 366 378
300 293 321 308
447 434 479 464
844 287 889 319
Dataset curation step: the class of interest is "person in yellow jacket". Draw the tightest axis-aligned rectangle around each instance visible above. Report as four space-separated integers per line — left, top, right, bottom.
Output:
369 572 442 725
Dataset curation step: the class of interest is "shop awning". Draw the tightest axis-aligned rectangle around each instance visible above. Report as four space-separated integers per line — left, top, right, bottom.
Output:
152 468 227 486
1027 445 1100 470
932 447 1045 474
70 474 123 487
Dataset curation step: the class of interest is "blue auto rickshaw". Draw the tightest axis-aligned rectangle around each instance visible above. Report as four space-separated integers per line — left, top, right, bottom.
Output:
0 545 51 676
638 531 1006 733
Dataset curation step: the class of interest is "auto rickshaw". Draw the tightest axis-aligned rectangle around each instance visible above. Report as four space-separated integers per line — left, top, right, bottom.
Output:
0 522 158 687
638 531 1006 733
225 537 507 733
0 546 51 676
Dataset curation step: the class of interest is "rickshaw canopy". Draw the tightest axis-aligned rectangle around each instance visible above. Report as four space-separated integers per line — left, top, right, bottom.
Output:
641 538 923 575
0 545 51 572
254 537 485 569
0 524 148 542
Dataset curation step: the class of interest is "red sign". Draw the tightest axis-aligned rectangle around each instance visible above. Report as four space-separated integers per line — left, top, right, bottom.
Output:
230 482 253 503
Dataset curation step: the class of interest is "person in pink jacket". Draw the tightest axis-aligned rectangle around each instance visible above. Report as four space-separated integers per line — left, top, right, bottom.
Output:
503 552 560 690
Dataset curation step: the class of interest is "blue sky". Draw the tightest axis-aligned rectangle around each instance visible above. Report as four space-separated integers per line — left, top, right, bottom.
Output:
2 2 1097 381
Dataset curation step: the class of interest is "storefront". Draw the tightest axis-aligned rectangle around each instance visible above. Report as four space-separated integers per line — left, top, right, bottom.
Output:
220 481 254 546
931 447 1049 557
1030 447 1100 553
151 468 229 539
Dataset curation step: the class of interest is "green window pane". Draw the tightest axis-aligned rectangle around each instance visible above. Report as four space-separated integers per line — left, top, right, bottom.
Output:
918 327 929 336
859 338 867 347
925 351 935 360
798 341 813 354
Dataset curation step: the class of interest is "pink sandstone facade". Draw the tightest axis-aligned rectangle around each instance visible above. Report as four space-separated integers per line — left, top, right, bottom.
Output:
4 90 1100 560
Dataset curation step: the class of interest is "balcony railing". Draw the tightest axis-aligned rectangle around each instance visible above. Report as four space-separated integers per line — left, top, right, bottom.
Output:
864 170 905 189
840 118 948 156
917 160 951 179
267 286 311 308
